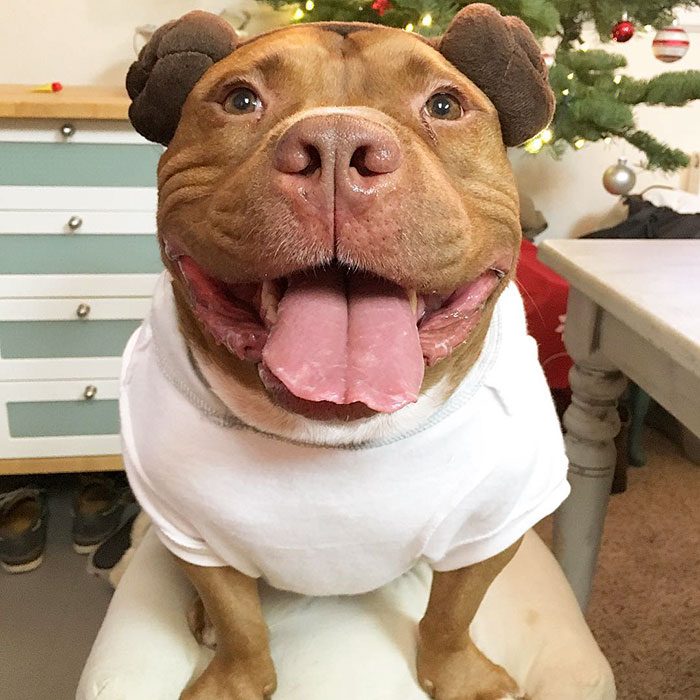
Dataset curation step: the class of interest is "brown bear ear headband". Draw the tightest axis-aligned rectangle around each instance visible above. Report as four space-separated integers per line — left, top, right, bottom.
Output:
126 4 554 148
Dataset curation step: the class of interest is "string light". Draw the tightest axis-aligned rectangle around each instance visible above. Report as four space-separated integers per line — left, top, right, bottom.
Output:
574 138 586 149
562 88 570 96
567 72 574 80
292 7 305 20
524 136 544 154
420 13 433 28
524 126 554 154
613 75 622 84
404 22 414 32
305 0 314 9
604 136 612 144
644 24 654 32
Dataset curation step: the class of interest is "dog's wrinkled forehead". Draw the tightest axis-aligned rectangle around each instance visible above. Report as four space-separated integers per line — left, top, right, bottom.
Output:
127 6 554 148
193 24 493 115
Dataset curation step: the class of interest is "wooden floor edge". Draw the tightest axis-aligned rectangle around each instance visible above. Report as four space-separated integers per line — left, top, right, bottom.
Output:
0 454 123 475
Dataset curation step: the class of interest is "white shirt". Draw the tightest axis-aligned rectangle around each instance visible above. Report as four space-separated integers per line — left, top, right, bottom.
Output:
120 274 569 596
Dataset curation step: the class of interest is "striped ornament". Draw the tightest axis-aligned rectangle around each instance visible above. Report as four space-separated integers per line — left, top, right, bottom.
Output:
652 26 690 63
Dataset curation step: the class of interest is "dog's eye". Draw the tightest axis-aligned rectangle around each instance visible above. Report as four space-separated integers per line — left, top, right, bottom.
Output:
223 87 261 115
425 93 462 120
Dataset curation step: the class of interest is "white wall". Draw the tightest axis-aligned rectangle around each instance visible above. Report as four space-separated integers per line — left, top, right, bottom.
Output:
0 0 286 86
1 2 698 239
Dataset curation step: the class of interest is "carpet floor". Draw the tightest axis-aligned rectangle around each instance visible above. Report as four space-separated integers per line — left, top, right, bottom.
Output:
539 427 699 699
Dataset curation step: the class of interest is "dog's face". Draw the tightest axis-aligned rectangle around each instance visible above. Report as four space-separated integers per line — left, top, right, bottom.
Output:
127 8 553 420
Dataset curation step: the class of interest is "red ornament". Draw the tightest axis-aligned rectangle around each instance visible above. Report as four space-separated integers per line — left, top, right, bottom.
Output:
51 82 63 93
611 20 635 42
371 0 391 16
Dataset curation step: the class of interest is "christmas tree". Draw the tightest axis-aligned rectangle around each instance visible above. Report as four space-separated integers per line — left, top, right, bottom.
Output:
258 0 700 171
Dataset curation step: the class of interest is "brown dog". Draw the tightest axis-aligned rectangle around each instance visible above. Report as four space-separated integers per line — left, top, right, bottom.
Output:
122 5 559 699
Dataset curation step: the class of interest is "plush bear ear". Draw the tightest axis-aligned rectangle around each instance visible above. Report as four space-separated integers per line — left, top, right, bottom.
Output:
437 4 554 147
126 11 238 146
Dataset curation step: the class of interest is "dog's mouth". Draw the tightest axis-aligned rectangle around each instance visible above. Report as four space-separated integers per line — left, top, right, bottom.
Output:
168 245 507 414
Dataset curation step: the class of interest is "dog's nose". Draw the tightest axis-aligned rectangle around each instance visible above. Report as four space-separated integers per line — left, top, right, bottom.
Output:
273 114 402 211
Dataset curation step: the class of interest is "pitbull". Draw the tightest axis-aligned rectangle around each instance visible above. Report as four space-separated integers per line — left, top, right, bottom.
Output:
121 5 568 699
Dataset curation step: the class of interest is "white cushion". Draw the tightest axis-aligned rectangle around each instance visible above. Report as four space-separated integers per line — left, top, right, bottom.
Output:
78 528 615 699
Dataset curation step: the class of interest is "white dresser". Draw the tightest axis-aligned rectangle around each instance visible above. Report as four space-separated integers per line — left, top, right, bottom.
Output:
0 85 162 475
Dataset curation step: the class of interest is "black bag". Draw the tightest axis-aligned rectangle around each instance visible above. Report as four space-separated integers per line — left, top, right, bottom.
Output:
584 194 700 240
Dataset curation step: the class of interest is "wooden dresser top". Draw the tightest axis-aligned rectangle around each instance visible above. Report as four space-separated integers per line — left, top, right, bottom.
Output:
0 84 129 120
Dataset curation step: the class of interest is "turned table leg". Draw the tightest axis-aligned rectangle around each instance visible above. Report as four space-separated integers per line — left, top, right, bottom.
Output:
555 289 628 610
554 362 627 610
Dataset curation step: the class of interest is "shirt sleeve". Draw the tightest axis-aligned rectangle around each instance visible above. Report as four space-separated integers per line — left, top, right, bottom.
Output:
123 439 261 578
121 436 229 568
121 332 252 576
423 290 571 571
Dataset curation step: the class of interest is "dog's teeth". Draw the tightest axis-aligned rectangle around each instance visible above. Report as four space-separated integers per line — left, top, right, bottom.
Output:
260 281 280 325
407 289 417 313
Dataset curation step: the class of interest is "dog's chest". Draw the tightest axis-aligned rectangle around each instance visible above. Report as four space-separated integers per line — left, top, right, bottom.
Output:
170 430 460 549
132 407 493 595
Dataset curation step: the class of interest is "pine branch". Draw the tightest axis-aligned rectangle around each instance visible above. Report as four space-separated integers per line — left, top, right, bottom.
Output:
560 49 627 73
569 94 635 132
575 1 700 40
618 71 700 106
622 129 690 171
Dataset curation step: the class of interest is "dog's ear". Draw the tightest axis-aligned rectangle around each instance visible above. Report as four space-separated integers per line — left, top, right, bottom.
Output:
437 4 554 147
126 11 238 146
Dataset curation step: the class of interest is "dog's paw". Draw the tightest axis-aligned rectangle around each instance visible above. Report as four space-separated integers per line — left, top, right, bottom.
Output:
417 638 525 700
180 654 277 700
186 596 218 649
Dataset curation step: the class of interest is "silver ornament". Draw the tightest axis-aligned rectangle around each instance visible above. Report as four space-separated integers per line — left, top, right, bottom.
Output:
602 158 636 195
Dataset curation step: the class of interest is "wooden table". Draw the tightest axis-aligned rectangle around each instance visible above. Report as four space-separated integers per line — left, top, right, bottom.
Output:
538 240 700 610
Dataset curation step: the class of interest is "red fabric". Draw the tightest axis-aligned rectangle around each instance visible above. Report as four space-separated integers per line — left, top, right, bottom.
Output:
515 240 572 389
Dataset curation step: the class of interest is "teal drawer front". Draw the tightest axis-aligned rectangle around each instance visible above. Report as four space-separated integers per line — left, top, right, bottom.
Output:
0 142 161 187
0 235 163 274
8 400 119 437
0 320 140 359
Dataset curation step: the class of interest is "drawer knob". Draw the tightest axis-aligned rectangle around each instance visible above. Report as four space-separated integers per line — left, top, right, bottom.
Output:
60 123 76 138
67 215 83 231
76 303 91 319
83 385 98 400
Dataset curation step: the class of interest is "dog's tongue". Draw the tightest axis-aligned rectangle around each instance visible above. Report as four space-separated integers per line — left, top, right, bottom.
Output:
262 268 424 413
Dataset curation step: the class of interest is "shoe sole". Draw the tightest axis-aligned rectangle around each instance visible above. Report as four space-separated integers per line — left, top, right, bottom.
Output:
73 541 101 555
1 554 43 574
85 554 112 581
